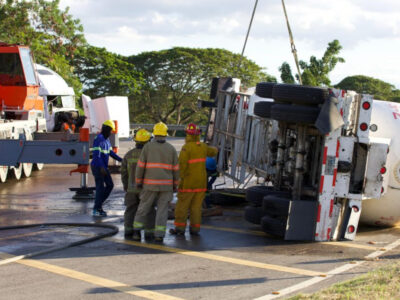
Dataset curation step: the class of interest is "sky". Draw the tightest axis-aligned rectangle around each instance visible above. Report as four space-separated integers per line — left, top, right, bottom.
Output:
59 0 400 88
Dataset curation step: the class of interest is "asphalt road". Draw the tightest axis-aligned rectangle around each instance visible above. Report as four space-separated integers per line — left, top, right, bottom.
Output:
0 138 400 300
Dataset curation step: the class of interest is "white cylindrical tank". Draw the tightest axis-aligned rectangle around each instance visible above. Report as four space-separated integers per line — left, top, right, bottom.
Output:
361 100 400 226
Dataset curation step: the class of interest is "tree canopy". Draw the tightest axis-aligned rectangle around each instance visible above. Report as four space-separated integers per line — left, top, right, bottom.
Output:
279 40 345 86
335 75 400 102
72 45 142 99
0 0 85 94
128 47 276 124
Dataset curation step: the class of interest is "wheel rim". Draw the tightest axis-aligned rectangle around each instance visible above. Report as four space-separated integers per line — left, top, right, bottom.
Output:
35 163 44 171
0 166 8 183
13 164 22 180
23 163 33 177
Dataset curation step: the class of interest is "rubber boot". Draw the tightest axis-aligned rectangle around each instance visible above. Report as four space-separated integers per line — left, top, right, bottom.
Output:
132 230 141 241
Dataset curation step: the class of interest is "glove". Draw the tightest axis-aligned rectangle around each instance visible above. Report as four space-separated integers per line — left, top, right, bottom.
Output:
136 184 143 189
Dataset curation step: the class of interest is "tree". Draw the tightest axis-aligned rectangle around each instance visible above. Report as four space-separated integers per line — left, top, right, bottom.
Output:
279 40 345 86
335 75 400 102
0 0 85 95
279 62 295 84
72 45 142 99
128 47 275 125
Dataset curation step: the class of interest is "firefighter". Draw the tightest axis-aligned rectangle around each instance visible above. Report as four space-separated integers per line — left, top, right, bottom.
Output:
132 122 179 242
91 120 122 217
170 123 218 236
121 128 155 238
61 114 76 133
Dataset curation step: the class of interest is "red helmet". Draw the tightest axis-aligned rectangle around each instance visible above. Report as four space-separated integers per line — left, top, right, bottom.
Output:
185 123 201 135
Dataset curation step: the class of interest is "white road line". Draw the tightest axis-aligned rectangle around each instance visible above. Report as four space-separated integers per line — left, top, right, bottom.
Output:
253 238 400 300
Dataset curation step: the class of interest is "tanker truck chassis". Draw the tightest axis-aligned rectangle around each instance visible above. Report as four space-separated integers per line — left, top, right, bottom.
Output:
203 79 394 242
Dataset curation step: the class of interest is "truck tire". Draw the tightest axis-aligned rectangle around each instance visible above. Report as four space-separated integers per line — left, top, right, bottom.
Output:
0 166 8 183
34 163 44 171
209 188 247 205
23 163 33 177
270 104 320 124
255 82 275 98
246 186 274 207
11 164 22 180
244 206 264 224
260 215 287 237
262 195 291 218
246 186 290 207
254 101 274 118
272 84 328 105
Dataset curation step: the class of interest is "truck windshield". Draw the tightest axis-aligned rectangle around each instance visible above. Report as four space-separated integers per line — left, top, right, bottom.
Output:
19 48 38 85
0 53 25 86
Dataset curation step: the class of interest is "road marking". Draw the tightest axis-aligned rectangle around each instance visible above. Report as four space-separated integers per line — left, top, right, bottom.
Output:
0 252 183 300
0 229 54 241
110 238 325 277
319 241 382 251
199 224 385 251
253 238 400 299
201 224 267 236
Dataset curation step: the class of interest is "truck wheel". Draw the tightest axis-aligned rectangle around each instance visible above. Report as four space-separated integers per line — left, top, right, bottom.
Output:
23 163 33 177
262 195 291 218
11 164 22 180
0 166 8 183
244 206 264 224
246 186 274 207
34 163 44 171
271 104 320 124
261 215 287 237
255 82 276 98
209 188 247 205
254 101 274 118
272 84 328 105
246 186 290 207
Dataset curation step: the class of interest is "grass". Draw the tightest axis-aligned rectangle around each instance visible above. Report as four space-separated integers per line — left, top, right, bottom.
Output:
288 261 400 300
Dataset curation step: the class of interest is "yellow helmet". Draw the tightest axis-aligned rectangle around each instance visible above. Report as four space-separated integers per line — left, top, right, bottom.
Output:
103 120 115 131
153 122 168 136
134 128 151 142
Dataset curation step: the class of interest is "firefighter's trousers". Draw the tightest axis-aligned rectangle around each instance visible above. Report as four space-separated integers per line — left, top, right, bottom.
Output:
174 192 205 233
124 192 155 234
133 190 172 238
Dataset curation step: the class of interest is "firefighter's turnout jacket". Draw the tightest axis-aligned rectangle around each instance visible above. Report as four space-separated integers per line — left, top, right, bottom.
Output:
178 135 218 192
135 137 179 191
121 147 141 193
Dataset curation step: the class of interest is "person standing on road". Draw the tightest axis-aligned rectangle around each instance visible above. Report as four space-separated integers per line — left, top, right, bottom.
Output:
121 128 155 239
91 120 122 217
170 123 218 236
132 122 179 242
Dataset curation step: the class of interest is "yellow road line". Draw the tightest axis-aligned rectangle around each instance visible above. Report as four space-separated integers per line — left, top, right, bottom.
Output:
0 228 67 242
0 252 183 300
111 238 325 277
201 224 266 236
200 225 385 251
320 241 382 251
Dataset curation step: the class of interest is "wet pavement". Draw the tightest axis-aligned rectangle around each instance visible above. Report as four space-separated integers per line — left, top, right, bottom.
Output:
1 138 400 299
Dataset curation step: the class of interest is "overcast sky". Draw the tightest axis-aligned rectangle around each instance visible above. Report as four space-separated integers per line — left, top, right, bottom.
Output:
60 0 400 89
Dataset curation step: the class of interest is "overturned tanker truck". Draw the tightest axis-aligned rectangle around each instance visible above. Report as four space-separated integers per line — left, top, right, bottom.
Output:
202 78 400 242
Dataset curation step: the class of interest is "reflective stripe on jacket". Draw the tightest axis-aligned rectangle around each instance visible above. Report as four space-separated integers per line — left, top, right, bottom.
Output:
135 137 179 191
91 133 122 169
178 135 218 192
121 147 142 193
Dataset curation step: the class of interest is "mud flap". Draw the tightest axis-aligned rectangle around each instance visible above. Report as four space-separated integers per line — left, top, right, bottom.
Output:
284 200 319 241
363 138 390 199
